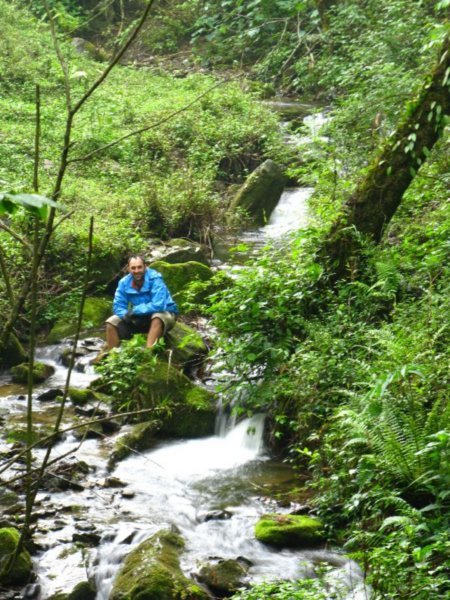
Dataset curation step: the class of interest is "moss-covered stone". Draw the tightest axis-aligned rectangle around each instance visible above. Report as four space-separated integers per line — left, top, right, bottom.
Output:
134 360 215 438
0 333 27 369
0 527 33 585
109 421 158 467
68 581 96 600
254 514 324 548
47 296 111 343
110 529 208 600
229 159 286 226
10 361 55 384
165 322 208 370
68 387 112 407
151 260 214 312
197 558 249 596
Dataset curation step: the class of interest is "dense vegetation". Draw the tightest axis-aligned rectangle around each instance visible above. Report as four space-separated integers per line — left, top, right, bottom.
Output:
1 0 449 598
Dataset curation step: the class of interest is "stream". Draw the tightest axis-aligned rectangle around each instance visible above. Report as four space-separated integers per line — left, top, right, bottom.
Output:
0 104 369 599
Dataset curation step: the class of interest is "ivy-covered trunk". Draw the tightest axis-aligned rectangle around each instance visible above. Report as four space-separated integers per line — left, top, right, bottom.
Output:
326 34 450 275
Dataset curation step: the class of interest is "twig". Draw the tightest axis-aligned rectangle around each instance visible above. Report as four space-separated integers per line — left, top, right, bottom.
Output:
33 85 41 193
43 0 71 111
0 245 14 303
52 209 75 233
0 222 32 252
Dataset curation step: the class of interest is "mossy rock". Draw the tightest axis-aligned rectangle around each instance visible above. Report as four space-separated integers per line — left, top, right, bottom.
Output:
148 239 209 266
47 296 112 343
254 514 324 548
229 159 286 226
197 558 249 596
151 260 214 312
0 527 33 585
108 421 158 467
165 322 208 369
68 387 112 407
134 360 215 437
68 581 96 600
0 333 27 369
10 361 55 384
110 529 208 600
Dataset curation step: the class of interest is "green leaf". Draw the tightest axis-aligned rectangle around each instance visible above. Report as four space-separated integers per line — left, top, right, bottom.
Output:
0 191 63 219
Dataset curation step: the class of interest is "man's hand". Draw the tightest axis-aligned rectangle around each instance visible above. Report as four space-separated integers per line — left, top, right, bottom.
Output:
122 310 134 324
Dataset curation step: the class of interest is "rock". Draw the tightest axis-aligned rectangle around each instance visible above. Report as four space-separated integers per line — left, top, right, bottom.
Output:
71 38 106 62
40 459 90 492
229 159 286 226
197 558 249 596
0 527 33 585
199 510 232 522
67 581 96 600
108 421 157 467
148 239 209 266
10 362 54 384
47 297 112 343
0 333 27 369
254 513 324 548
72 531 101 547
22 583 41 599
150 260 214 312
110 529 208 600
103 477 126 488
165 322 208 371
37 389 64 402
133 360 216 438
68 387 110 407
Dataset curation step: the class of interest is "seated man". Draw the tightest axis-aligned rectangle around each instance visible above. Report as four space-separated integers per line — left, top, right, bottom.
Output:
105 255 178 349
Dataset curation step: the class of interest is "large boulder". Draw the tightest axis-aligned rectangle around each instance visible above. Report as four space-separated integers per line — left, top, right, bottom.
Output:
10 361 54 384
151 260 214 312
0 527 33 585
165 322 208 371
131 360 216 438
254 514 324 548
147 239 209 266
110 529 208 600
229 159 286 226
0 333 27 369
47 297 111 343
108 421 158 468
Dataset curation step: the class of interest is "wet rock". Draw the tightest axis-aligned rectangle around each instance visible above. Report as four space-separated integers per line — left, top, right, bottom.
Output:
0 527 34 585
68 387 112 408
148 239 209 266
10 362 54 384
229 159 286 226
67 581 96 600
110 529 208 600
72 531 101 547
121 490 135 499
199 510 232 522
108 421 158 467
37 388 64 402
39 459 90 492
197 558 249 596
60 346 91 367
47 297 111 343
254 513 324 548
103 476 126 488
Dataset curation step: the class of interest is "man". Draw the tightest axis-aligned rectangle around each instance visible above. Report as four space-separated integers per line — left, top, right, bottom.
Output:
105 255 178 349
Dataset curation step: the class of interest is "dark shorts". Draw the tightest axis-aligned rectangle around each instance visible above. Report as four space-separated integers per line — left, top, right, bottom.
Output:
106 312 177 340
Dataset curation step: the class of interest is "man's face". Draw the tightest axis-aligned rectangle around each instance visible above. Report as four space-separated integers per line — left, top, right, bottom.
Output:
128 258 145 281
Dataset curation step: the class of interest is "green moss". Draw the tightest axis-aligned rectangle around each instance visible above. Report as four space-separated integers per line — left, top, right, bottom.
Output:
0 527 33 585
47 296 111 343
166 322 207 368
254 514 324 548
68 580 96 600
68 387 112 407
151 260 213 311
10 361 55 384
198 559 248 595
110 529 208 600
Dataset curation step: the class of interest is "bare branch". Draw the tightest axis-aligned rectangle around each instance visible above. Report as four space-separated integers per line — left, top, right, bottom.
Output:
43 0 71 111
0 221 32 252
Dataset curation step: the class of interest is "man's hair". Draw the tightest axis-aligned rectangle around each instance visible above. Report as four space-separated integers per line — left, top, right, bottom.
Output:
127 254 146 266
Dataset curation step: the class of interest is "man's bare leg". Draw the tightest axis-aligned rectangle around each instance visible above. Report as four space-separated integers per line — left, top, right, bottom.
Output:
106 323 120 350
147 317 163 348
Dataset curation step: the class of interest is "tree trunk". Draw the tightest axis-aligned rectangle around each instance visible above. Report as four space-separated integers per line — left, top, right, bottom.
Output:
326 34 450 276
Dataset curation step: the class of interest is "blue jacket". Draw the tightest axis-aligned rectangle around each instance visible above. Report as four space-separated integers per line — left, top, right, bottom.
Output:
113 268 178 318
